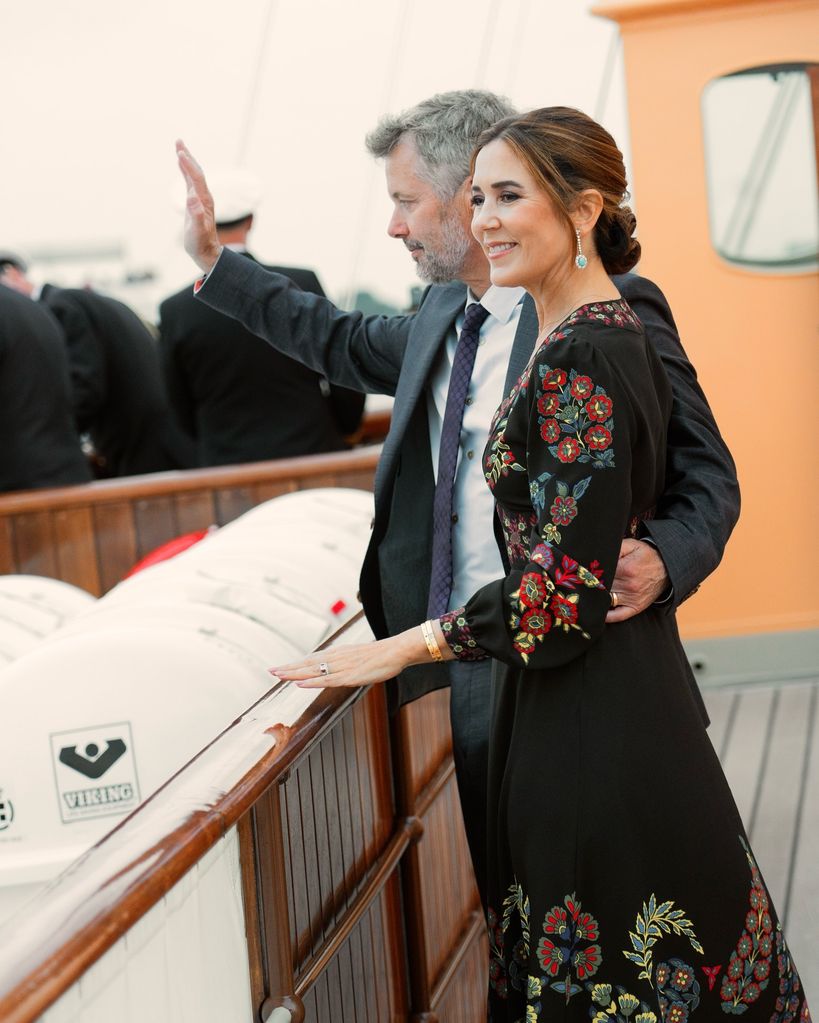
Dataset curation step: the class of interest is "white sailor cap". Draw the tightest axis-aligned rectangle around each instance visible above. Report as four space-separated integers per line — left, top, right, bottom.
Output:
208 167 263 225
0 250 29 272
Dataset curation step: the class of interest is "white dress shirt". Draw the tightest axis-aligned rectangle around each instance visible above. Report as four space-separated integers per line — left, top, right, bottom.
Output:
427 285 527 610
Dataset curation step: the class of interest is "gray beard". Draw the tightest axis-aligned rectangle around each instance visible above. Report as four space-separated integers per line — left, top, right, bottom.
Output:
414 212 472 285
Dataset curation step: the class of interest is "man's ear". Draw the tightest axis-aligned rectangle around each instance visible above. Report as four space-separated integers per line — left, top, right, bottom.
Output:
571 189 604 235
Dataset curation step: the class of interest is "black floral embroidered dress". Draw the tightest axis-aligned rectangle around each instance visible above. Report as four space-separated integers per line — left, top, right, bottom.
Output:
439 301 810 1023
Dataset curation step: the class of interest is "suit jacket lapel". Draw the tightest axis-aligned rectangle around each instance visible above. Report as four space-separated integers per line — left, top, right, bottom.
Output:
384 283 464 456
503 294 538 393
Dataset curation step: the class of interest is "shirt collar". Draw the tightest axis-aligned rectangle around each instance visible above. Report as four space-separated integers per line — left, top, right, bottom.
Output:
465 284 526 326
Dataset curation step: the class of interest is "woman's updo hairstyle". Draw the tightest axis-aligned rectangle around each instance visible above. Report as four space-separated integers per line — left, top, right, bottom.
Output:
473 106 641 275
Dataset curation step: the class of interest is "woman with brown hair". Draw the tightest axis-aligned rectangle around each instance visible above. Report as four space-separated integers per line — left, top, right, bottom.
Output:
274 107 810 1021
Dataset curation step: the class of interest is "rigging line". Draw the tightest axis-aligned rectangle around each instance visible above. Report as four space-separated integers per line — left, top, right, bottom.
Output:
235 0 279 165
733 74 801 257
503 0 533 98
720 72 794 255
474 0 501 87
593 28 621 123
340 2 414 310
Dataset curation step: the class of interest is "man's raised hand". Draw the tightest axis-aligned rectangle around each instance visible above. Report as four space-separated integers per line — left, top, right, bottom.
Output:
175 139 222 274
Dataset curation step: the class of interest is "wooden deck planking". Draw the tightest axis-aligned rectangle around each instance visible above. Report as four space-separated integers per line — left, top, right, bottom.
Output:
704 677 818 1000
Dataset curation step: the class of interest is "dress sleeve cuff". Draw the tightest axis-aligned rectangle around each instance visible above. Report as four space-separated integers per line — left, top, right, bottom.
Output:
439 608 489 662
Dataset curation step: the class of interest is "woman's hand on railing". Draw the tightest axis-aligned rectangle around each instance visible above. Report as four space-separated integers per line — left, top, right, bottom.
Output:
270 622 453 688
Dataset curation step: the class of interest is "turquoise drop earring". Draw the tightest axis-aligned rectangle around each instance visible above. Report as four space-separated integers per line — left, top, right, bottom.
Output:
575 229 588 269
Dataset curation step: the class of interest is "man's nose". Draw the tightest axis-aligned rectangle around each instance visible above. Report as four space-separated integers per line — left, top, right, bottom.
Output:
387 209 408 238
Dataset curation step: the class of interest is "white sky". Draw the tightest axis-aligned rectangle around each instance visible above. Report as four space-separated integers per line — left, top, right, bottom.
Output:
0 0 629 318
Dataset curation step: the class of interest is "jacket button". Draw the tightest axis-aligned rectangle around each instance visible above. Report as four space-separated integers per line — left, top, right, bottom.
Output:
451 514 459 524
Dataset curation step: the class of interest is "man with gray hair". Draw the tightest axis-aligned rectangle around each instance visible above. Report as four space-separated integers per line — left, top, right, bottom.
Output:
177 89 739 905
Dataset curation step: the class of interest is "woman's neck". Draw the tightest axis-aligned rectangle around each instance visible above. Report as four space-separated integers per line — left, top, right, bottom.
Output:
532 265 619 343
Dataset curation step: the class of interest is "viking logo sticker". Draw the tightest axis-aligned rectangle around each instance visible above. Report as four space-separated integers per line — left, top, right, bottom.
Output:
50 723 140 824
58 739 126 779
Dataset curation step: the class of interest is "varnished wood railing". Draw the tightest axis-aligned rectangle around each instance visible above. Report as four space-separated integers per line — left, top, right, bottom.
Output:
0 612 484 1023
0 445 382 596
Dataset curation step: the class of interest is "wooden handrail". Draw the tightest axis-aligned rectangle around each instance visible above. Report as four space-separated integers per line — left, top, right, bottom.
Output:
0 445 383 513
0 613 369 1023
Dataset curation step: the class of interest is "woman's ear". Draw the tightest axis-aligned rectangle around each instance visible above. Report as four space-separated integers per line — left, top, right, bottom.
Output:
571 189 604 235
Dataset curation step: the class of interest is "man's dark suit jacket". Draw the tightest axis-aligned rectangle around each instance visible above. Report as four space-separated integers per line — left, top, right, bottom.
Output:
158 257 365 467
40 284 193 478
199 249 740 709
0 286 92 492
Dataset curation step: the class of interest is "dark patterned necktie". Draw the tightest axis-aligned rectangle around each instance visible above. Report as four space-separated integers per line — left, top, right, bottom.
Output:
427 301 491 618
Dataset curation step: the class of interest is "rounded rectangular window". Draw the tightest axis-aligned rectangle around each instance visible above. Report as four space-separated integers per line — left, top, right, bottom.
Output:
701 63 818 272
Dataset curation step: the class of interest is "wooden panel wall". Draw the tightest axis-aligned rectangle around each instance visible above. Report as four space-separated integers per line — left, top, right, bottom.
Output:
243 687 487 1022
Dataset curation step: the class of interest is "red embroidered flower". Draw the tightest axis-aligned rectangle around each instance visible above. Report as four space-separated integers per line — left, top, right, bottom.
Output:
550 496 578 526
514 633 536 656
570 375 593 399
556 437 581 463
670 964 695 992
574 912 599 942
727 959 745 981
520 608 552 635
754 959 771 982
585 425 612 450
537 394 560 416
573 943 602 979
540 418 560 443
536 937 566 976
585 394 612 421
749 887 769 911
550 592 579 625
519 572 546 608
542 368 567 391
666 1004 689 1023
744 982 761 1003
543 905 568 934
655 963 670 987
736 934 753 959
531 543 555 568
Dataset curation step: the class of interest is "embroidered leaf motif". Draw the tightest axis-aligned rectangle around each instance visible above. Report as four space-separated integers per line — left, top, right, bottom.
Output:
623 896 703 986
572 476 591 500
529 471 554 515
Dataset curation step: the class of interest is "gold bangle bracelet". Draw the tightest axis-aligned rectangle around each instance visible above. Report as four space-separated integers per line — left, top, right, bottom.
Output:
421 620 444 662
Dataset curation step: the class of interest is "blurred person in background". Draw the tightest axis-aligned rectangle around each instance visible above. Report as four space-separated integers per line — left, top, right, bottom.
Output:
0 253 193 478
158 169 364 467
0 281 91 492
